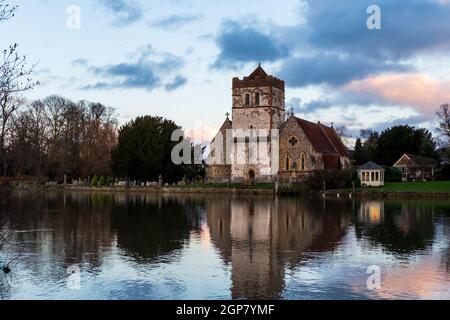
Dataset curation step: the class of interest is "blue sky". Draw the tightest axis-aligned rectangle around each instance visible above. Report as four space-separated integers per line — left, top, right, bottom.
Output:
1 0 450 142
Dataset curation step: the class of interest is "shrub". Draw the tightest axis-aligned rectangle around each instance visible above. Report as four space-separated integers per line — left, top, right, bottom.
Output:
99 176 106 186
106 176 113 186
438 164 450 181
354 177 362 188
91 175 99 187
305 169 355 191
385 167 402 182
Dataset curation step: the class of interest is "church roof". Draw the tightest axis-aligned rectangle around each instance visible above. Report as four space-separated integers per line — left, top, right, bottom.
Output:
248 65 268 79
233 65 285 91
294 117 349 158
322 153 341 170
211 118 232 143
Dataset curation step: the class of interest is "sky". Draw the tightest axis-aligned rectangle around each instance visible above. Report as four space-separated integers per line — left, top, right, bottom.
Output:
1 0 450 143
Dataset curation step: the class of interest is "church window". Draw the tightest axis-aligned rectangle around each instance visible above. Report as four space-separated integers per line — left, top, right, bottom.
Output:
245 94 250 106
255 92 260 106
285 153 291 171
301 153 306 171
288 136 299 146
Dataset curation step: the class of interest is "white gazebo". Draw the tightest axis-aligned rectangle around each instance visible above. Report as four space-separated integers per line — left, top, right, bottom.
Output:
357 161 385 187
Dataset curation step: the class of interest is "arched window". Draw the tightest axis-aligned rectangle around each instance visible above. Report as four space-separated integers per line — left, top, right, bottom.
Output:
285 154 291 171
301 153 306 171
249 125 255 138
255 92 260 106
245 94 250 106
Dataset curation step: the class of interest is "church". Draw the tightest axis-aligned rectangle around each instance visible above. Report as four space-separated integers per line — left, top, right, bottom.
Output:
206 66 351 183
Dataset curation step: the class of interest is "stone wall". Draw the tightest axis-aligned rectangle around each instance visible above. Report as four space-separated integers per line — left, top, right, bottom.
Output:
232 86 285 130
206 165 231 183
279 117 324 178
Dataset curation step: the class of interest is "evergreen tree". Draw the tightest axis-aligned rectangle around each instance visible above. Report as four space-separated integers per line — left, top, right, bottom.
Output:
354 138 366 165
111 116 186 183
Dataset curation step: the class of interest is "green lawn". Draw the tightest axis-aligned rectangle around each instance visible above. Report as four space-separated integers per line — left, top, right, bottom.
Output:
367 181 450 193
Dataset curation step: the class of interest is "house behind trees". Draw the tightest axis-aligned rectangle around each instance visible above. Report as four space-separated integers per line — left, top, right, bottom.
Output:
393 153 439 182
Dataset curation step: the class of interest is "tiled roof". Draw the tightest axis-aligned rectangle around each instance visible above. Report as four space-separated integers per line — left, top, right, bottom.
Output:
322 153 341 170
404 154 439 167
211 118 232 143
358 161 384 170
294 117 349 158
248 65 268 79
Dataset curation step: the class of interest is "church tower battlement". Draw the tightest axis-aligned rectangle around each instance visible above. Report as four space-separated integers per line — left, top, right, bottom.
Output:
232 65 285 132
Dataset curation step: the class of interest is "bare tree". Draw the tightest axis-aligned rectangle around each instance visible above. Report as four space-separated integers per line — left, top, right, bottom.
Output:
0 94 23 175
0 0 17 23
0 1 38 176
437 104 450 144
334 125 353 149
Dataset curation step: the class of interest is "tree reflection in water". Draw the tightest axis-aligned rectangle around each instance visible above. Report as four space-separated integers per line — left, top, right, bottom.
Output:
0 191 450 300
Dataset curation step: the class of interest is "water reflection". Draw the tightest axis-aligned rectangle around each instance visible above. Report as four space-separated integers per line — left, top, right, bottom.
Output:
206 197 353 299
110 194 202 262
0 191 450 300
355 200 436 254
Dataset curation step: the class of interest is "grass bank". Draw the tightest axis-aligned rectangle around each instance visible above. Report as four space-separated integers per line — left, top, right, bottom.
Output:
336 181 450 197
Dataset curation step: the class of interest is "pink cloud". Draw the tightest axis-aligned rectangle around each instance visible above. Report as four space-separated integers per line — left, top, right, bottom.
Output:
187 124 219 144
345 73 450 115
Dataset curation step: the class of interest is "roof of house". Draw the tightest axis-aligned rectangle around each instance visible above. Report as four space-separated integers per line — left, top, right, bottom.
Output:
358 161 384 171
294 117 349 158
394 153 439 167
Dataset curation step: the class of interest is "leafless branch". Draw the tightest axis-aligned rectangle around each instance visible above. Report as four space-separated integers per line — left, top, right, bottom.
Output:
0 1 17 23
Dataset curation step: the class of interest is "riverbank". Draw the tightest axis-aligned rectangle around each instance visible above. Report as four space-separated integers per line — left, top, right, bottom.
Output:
343 181 450 198
40 185 277 195
4 181 450 197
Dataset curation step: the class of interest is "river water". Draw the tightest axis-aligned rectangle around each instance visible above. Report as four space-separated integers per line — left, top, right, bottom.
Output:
1 191 450 300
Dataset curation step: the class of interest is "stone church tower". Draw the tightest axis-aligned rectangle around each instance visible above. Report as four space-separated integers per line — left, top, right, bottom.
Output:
231 64 285 134
230 65 285 182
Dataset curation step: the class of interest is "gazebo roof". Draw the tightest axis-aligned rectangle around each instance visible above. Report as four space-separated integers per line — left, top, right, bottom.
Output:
357 161 384 171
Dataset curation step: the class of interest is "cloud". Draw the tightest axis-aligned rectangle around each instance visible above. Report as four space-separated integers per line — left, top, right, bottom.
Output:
272 0 450 88
295 103 420 136
305 0 450 60
72 58 89 67
99 0 142 25
187 124 219 144
345 73 450 116
212 21 290 69
77 46 187 92
280 54 412 87
150 14 201 29
83 62 161 90
165 76 188 91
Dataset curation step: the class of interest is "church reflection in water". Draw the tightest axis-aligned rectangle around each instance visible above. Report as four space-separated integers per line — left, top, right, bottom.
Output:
206 196 353 299
2 191 450 300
